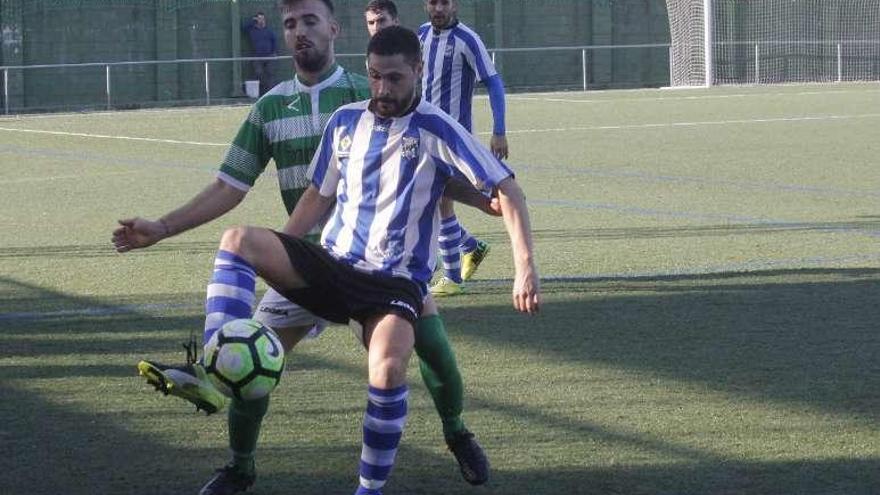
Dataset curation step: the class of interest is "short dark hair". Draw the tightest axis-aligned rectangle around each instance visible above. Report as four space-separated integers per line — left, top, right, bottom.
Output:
278 0 334 15
365 0 398 18
367 25 421 67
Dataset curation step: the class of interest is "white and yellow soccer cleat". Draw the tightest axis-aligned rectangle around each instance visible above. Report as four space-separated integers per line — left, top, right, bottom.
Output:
461 240 490 281
137 360 229 415
430 276 466 297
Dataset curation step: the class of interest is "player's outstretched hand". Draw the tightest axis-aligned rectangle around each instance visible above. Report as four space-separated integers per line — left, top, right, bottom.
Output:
484 196 502 217
112 217 167 253
512 266 540 315
490 134 509 160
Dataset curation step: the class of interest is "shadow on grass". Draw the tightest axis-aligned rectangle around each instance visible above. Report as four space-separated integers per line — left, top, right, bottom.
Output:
475 218 880 242
482 459 880 495
2 270 879 494
0 240 218 259
445 268 880 422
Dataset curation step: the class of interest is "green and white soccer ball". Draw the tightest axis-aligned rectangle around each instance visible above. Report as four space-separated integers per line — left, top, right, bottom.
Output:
204 319 285 401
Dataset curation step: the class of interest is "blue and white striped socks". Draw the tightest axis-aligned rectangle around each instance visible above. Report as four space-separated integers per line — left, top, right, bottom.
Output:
459 225 479 254
203 250 256 344
355 385 409 495
438 215 463 284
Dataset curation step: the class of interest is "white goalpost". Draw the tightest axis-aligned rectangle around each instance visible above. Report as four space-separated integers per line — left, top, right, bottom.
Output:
666 0 880 86
666 0 711 87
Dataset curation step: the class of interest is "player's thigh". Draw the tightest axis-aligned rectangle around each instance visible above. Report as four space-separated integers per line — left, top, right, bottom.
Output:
364 314 415 387
221 226 308 292
365 314 415 362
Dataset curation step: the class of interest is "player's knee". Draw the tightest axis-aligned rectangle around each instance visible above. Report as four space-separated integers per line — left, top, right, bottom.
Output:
220 225 267 256
369 356 408 389
219 225 249 252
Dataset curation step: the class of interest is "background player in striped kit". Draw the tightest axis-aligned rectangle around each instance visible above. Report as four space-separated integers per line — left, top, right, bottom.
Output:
420 0 510 297
190 26 539 494
113 1 494 492
364 0 399 36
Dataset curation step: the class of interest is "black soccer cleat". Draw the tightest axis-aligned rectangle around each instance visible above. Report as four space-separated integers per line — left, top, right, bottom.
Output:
198 464 256 495
446 428 490 485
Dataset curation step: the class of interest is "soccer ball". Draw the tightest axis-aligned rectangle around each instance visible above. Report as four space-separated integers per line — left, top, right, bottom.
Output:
203 319 285 401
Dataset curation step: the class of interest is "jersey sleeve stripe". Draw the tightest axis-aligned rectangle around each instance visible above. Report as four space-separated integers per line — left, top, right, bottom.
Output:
456 27 496 82
219 143 263 186
216 171 252 192
416 109 512 189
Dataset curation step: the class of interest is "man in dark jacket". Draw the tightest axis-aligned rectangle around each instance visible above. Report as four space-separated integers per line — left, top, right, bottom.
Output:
242 12 278 95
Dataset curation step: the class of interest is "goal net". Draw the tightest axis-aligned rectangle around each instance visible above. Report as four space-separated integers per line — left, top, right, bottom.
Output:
666 0 880 86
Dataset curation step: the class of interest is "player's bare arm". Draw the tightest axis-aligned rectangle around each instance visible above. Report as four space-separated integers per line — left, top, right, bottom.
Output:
112 178 246 253
282 184 334 237
443 176 501 216
496 176 540 314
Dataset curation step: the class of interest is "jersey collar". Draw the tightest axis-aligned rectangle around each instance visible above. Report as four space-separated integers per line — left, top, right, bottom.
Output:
295 63 343 94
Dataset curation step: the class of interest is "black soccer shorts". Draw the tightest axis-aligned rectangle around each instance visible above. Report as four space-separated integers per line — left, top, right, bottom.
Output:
271 231 423 327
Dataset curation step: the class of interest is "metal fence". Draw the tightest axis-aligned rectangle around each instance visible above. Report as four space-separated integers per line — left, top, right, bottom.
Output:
0 44 671 115
712 40 880 85
3 40 876 114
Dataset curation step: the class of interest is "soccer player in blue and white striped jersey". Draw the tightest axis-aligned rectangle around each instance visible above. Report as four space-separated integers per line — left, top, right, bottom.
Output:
200 26 539 495
363 1 500 486
419 0 510 296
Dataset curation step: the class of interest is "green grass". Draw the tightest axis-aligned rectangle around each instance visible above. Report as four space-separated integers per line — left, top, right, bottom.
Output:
1 83 879 494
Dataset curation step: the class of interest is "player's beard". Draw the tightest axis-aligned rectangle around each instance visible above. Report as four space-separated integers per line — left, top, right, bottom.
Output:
294 47 329 73
430 15 449 29
372 91 415 118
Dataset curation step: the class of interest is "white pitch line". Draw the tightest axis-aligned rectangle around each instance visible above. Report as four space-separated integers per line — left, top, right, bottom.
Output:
477 113 880 136
0 103 248 122
508 87 880 104
0 126 226 147
3 113 879 144
0 171 137 185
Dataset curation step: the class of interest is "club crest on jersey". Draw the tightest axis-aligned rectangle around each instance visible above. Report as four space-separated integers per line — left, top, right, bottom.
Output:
444 44 454 57
337 135 352 156
401 137 419 159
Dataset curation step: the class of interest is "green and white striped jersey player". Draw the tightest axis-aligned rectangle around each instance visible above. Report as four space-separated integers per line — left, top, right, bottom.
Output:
220 64 369 219
218 65 370 336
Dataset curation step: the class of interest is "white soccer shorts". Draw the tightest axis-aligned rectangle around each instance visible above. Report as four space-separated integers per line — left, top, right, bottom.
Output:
252 288 327 338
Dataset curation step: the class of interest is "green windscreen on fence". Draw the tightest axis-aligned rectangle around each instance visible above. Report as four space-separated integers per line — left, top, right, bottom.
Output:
0 0 672 113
